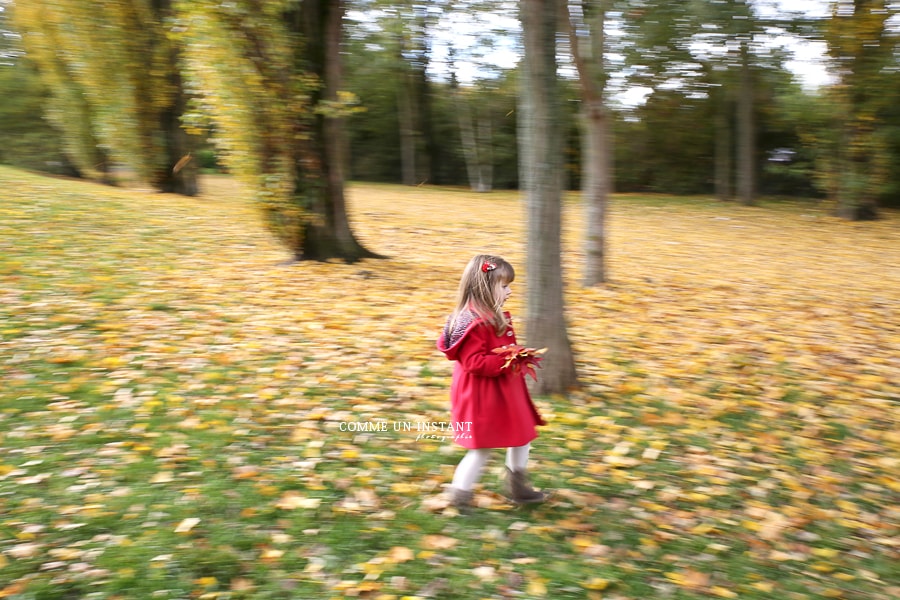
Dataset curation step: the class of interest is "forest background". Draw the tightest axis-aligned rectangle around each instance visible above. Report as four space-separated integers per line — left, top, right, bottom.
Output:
1 0 899 599
2 0 900 216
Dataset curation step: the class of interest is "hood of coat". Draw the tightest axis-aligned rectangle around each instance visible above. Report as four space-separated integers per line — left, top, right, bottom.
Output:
438 310 514 360
437 310 481 360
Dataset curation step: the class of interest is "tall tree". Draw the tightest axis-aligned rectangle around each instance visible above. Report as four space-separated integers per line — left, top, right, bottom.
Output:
623 0 785 206
736 38 756 205
176 0 379 261
440 0 519 192
396 2 435 185
564 0 612 285
713 83 734 201
821 0 896 220
344 0 438 185
0 2 69 173
453 80 495 192
12 0 198 194
520 0 578 394
10 2 112 182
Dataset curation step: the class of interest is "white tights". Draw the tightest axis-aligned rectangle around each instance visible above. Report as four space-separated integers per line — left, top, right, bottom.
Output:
450 443 532 491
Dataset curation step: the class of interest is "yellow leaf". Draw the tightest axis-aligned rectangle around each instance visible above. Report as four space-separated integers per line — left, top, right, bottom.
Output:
690 523 716 535
387 546 414 563
48 548 83 561
683 569 710 589
0 581 28 597
759 511 790 540
230 578 255 592
742 520 761 532
7 543 41 559
274 491 321 510
526 579 547 596
603 455 640 467
150 471 174 484
232 465 260 479
582 577 610 590
642 447 662 460
711 586 737 598
179 417 203 429
420 535 457 550
391 482 419 494
257 485 280 497
569 535 596 549
665 572 685 585
174 518 200 533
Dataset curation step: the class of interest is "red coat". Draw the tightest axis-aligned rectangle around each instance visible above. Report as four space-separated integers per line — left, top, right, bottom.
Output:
436 311 545 449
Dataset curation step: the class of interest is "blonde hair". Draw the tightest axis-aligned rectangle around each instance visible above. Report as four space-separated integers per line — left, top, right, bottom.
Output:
449 254 515 336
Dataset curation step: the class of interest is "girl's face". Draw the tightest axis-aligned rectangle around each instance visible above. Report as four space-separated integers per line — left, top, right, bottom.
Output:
500 282 512 305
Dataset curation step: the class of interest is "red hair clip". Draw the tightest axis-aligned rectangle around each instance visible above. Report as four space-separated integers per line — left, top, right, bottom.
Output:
482 262 496 273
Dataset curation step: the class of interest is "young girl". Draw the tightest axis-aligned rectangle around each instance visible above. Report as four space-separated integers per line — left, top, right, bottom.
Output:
436 254 546 509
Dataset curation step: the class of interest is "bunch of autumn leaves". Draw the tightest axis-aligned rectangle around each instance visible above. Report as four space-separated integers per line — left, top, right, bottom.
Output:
494 345 547 380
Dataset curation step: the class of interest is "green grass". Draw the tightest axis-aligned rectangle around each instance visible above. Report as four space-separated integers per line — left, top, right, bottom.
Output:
1 166 899 599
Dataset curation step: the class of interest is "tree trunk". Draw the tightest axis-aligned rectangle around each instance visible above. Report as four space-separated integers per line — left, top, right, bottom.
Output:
148 0 197 195
13 2 113 185
412 31 433 185
456 88 482 191
520 0 577 394
455 88 493 192
565 0 611 286
714 95 732 201
398 66 417 186
155 54 198 195
836 121 881 220
297 0 382 261
580 100 610 286
155 103 198 195
476 112 493 192
736 41 755 206
836 202 879 220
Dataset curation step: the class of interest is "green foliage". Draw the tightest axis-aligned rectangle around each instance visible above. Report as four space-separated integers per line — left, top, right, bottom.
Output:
10 2 110 180
0 59 70 173
6 0 900 207
617 91 716 194
756 67 822 198
343 27 407 183
878 76 900 208
194 148 222 173
10 0 197 192
175 0 324 251
0 4 68 172
820 0 899 217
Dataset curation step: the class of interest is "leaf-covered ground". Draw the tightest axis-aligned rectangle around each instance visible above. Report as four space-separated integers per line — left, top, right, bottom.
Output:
1 165 898 599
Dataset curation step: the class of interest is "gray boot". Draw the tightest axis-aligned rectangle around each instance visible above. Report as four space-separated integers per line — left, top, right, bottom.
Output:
504 468 546 504
448 487 474 511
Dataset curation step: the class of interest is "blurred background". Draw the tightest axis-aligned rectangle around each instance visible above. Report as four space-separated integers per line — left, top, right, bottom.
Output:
1 0 899 218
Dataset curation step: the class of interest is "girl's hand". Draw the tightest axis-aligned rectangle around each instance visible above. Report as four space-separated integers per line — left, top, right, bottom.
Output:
492 345 547 380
